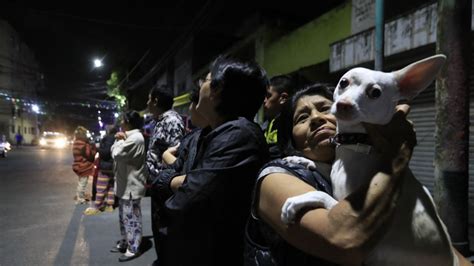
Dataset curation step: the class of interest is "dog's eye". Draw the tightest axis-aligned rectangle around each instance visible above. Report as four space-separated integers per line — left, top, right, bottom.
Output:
366 85 382 99
339 78 349 89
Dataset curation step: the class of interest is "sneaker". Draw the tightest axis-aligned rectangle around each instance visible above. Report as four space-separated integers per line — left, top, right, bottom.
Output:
83 207 101 215
75 198 86 205
118 250 140 262
104 206 114 212
110 241 127 253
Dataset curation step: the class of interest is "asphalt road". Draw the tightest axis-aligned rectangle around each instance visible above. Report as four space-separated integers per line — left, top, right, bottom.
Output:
2 146 474 265
0 146 156 266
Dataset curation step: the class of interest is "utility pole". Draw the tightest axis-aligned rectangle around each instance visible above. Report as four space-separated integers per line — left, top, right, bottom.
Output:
435 0 471 255
374 0 384 71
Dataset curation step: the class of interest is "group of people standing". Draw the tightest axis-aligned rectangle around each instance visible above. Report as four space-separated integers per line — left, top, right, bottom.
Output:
72 125 116 212
71 55 471 265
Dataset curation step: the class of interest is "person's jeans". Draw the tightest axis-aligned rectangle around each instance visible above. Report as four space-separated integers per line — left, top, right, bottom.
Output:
76 176 89 200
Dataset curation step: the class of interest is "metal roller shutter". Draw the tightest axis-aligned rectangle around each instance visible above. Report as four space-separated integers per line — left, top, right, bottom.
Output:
408 85 436 192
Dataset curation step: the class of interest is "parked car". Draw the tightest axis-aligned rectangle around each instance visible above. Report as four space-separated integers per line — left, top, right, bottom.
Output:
39 132 69 149
0 140 11 158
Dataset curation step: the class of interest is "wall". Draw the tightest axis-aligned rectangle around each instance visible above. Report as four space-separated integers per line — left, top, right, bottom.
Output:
262 2 351 76
173 39 194 97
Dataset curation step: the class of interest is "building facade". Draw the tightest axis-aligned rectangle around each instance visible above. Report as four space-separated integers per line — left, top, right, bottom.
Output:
0 19 43 144
136 0 473 250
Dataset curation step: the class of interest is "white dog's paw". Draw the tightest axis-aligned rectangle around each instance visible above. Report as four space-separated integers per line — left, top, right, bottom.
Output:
281 191 338 224
283 156 316 170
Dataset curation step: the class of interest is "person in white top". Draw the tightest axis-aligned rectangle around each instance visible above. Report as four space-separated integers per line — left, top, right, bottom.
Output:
110 111 147 262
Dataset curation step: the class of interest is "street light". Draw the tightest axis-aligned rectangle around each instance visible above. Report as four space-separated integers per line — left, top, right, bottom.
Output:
93 58 103 68
31 104 40 114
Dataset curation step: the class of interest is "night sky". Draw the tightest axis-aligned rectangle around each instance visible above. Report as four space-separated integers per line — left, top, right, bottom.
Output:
0 1 344 132
1 1 210 102
1 1 212 131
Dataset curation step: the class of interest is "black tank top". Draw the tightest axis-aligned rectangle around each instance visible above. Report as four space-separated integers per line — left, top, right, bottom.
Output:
244 158 336 266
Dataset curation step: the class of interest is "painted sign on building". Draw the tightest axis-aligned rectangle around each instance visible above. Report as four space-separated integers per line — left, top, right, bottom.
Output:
351 0 375 34
330 3 437 72
330 29 374 72
385 3 437 56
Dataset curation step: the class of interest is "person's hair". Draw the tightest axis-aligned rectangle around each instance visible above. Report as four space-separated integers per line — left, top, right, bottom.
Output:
123 111 144 130
209 56 269 120
74 126 88 140
149 84 174 111
278 83 334 157
270 75 295 96
189 87 200 104
105 124 118 135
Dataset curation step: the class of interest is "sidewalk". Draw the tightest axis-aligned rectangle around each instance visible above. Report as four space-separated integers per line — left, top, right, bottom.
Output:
68 196 156 265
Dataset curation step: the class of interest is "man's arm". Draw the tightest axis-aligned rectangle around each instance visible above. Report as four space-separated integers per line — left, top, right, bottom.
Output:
111 134 143 162
165 123 264 214
162 145 179 165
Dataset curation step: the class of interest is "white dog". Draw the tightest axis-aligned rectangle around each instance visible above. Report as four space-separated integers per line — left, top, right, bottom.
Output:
281 55 459 266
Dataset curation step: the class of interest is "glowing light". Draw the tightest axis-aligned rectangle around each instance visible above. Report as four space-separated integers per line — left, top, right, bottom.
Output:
93 58 103 68
39 138 46 146
32 104 40 113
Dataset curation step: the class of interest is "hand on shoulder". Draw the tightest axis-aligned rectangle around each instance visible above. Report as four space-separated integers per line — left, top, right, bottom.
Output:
115 132 127 140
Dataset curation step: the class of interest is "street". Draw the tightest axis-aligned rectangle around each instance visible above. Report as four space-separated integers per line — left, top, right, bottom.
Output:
0 146 155 265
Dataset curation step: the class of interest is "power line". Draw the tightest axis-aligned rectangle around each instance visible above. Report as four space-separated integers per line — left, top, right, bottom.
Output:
127 0 213 91
116 49 151 89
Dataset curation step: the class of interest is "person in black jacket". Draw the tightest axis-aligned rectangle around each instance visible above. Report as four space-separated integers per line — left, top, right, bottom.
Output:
158 56 269 266
155 87 209 202
84 124 118 215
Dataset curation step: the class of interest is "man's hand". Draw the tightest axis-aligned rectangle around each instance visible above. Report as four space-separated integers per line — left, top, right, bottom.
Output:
163 143 180 165
363 104 416 174
170 175 186 192
166 143 180 156
115 132 127 140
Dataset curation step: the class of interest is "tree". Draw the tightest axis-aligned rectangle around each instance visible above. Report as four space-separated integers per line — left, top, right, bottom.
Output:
106 71 127 110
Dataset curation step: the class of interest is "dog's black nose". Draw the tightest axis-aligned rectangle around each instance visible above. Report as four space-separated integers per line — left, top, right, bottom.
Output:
336 100 353 113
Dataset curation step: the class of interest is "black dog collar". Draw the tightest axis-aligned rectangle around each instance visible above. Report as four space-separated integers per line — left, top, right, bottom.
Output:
330 133 372 145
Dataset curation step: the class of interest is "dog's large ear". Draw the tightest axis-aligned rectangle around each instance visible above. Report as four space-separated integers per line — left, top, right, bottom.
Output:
393 54 446 100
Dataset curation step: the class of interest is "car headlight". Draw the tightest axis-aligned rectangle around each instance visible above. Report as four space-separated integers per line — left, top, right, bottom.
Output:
54 139 67 148
39 138 47 146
